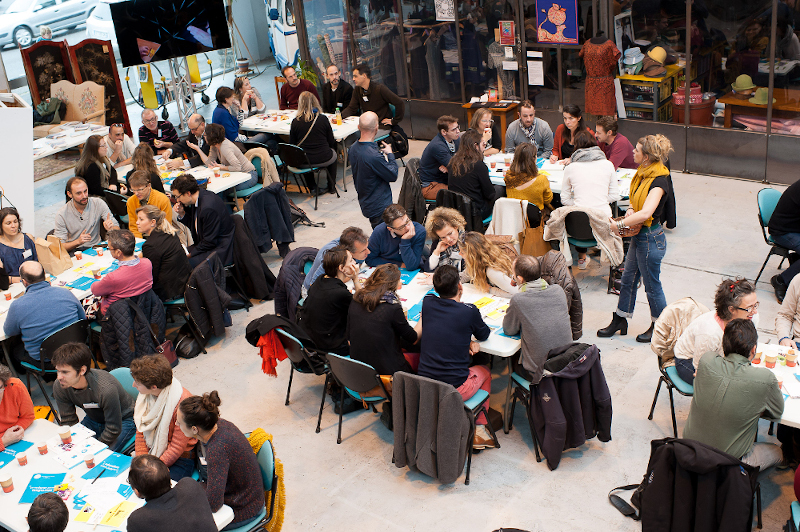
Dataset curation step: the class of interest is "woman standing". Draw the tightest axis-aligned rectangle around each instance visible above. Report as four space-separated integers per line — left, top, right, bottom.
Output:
448 129 496 220
136 205 191 302
187 123 259 191
460 232 519 297
75 135 123 197
470 108 501 156
425 207 466 271
504 142 553 210
598 134 674 342
289 92 338 194
549 104 595 164
124 143 166 193
0 208 37 283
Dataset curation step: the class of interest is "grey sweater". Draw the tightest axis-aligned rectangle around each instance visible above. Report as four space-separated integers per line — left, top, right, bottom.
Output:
502 281 573 383
53 369 135 446
504 117 554 159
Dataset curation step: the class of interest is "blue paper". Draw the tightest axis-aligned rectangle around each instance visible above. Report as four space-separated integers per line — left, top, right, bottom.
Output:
81 452 131 479
67 276 98 290
406 289 438 322
399 268 419 285
0 440 34 468
20 473 66 503
82 248 99 256
117 484 134 498
490 325 521 340
134 241 143 252
536 157 545 168
101 262 120 275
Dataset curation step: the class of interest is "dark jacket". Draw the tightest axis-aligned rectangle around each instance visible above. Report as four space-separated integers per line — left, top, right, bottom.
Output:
142 230 191 301
170 132 211 168
127 478 217 532
99 290 166 370
341 81 404 126
347 299 417 375
397 158 426 224
186 252 231 339
244 183 295 253
274 247 318 322
180 189 235 267
538 250 583 340
530 343 612 470
245 313 312 348
321 80 354 114
231 214 276 300
79 162 119 197
299 276 352 352
392 372 471 484
636 438 759 532
289 113 336 165
448 161 495 220
418 133 459 186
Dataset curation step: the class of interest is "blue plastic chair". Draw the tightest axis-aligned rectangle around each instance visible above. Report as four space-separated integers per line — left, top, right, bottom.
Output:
277 143 340 210
504 371 543 462
755 188 791 284
647 355 694 438
109 367 138 455
325 353 389 444
275 329 329 433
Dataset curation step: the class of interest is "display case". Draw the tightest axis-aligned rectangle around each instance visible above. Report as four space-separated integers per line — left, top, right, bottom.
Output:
618 64 681 122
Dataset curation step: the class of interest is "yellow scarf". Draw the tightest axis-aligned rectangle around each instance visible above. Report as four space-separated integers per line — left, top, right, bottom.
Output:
248 429 285 532
630 161 669 227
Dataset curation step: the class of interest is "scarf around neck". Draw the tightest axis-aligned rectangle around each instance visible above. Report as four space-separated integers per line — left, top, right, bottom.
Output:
570 146 607 163
134 378 184 457
631 161 669 226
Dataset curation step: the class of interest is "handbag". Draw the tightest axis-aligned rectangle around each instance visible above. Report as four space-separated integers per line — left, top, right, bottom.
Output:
518 201 552 257
126 299 178 367
612 216 642 237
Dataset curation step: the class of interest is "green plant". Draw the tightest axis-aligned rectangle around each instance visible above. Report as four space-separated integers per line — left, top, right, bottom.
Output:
295 59 319 86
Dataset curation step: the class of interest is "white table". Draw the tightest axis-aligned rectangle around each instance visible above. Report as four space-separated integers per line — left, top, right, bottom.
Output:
33 125 110 161
755 343 800 430
0 419 234 532
115 163 251 196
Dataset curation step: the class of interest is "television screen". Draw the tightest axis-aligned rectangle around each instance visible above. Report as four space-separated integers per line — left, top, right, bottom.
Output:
110 0 231 67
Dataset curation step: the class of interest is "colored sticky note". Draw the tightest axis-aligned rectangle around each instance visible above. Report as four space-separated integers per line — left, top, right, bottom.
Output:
472 297 495 309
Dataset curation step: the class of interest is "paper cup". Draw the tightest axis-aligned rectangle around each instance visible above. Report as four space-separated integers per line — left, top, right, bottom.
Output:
75 251 83 260
490 161 496 169
84 455 95 468
765 353 778 368
59 429 72 444
15 453 27 466
787 353 798 367
3 292 10 301
97 248 104 256
37 442 47 455
93 269 102 280
0 474 13 493
753 352 762 365
213 167 221 178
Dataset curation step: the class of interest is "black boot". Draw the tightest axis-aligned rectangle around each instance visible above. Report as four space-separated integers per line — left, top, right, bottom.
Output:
636 323 655 343
597 313 628 337
772 275 788 303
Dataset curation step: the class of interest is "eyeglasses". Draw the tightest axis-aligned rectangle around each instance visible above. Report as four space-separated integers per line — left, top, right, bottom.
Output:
131 186 150 194
143 117 158 124
483 119 495 126
735 302 760 313
448 126 460 133
111 123 125 128
390 217 410 231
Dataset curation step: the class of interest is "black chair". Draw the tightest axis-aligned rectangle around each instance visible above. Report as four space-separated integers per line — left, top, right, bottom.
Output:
103 190 130 226
22 319 90 424
325 354 389 444
277 143 340 210
435 189 486 233
275 329 329 433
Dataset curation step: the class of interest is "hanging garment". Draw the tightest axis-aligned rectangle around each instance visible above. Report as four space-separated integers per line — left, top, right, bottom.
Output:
580 40 621 116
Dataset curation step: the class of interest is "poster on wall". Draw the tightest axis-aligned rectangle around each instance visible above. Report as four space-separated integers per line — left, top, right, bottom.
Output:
535 1 579 44
499 21 515 46
434 0 455 21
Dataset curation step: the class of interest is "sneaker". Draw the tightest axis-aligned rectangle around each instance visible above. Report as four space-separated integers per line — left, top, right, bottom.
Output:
578 257 591 270
472 426 496 450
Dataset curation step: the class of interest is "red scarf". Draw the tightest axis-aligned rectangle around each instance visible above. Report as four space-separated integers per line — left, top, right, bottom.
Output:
257 330 287 377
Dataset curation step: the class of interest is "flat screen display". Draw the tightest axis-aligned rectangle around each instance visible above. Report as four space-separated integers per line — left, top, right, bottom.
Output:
110 0 231 67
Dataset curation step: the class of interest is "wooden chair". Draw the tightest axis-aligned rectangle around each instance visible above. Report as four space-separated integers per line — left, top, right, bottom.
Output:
274 76 287 103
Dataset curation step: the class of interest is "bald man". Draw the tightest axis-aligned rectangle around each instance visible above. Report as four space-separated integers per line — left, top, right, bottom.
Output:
163 114 210 169
138 109 179 154
3 261 86 368
348 111 399 227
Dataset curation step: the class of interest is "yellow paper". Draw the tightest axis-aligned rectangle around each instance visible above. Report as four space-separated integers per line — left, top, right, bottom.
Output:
73 262 96 273
75 504 96 522
100 501 137 527
473 297 495 308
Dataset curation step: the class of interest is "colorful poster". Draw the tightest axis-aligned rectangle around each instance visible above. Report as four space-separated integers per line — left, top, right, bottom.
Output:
499 21 515 46
535 0 579 44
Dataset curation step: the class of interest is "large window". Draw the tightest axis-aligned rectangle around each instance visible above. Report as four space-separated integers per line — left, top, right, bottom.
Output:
303 0 355 84
349 0 407 97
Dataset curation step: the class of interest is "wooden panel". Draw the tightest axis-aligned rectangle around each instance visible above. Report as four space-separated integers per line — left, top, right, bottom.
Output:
20 40 75 108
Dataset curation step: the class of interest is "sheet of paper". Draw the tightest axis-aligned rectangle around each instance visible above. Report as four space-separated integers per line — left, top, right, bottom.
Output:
20 473 66 503
502 61 518 71
504 47 514 58
527 50 543 58
398 268 419 285
81 452 132 479
527 61 544 85
472 297 495 309
100 501 138 527
50 437 107 470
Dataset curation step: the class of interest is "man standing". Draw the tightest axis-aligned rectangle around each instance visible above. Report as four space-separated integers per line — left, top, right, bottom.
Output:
683 319 784 472
349 112 399 227
127 454 217 532
164 114 210 169
418 115 460 200
504 100 554 158
52 342 136 453
172 174 235 267
321 64 354 115
54 177 118 252
3 261 85 368
138 109 180 154
279 65 320 110
769 179 800 302
595 116 636 170
126 171 173 237
342 63 406 140
303 226 370 292
502 255 573 384
104 123 136 168
366 204 427 270
90 230 153 315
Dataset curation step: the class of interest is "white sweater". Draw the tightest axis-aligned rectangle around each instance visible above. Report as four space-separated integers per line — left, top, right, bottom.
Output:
560 159 619 217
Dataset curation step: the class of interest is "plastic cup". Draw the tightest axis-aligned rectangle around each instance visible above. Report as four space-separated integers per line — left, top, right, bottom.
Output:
59 429 72 444
505 156 512 165
84 454 95 468
37 442 47 455
93 269 102 280
765 353 778 369
75 251 83 260
3 292 10 301
15 453 27 466
0 474 13 493
787 353 798 367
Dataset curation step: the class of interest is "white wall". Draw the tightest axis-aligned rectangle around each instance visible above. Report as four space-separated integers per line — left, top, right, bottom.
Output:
0 105 34 233
231 0 272 62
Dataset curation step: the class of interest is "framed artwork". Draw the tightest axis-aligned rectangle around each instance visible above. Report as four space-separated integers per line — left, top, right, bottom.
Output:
499 21 515 46
535 0 579 44
21 40 75 107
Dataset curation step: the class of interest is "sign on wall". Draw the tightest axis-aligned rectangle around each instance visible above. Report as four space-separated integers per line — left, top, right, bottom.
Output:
535 1 579 44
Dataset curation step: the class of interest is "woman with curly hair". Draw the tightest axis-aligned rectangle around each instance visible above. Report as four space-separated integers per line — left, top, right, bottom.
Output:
459 232 518 296
124 143 166 194
425 207 466 271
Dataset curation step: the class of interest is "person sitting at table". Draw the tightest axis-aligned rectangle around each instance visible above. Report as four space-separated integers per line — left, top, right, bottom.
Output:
502 255 573 384
137 205 191 302
504 100 554 159
321 64 354 115
418 115 460 200
74 134 124 197
138 109 180 155
289 92 338 195
303 226 370 293
90 229 153 316
279 65 320 111
3 261 85 369
673 278 758 385
212 86 269 150
52 342 137 453
448 129 496 220
425 207 466 271
130 355 196 481
0 362 34 452
126 171 173 238
459 231 518 297
171 174 236 268
549 104 595 165
470 108 501 156
417 265 494 449
348 263 421 375
366 204 427 271
177 391 264 529
594 116 637 170
163 114 211 170
683 319 785 473
187 123 259 193
777 274 800 349
27 492 69 532
54 177 119 252
232 76 276 152
342 63 407 141
124 143 167 194
766 179 800 303
561 130 619 269
0 207 37 283
127 454 217 532
104 123 136 168
301 246 361 357
504 142 553 210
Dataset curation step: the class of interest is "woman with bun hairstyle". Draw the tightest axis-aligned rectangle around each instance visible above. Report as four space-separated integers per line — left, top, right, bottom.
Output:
598 134 674 343
177 392 264 529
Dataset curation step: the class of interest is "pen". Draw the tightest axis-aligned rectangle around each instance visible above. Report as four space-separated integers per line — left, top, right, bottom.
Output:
91 468 105 484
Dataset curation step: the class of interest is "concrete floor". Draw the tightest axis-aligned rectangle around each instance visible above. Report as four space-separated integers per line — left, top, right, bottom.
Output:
29 64 797 530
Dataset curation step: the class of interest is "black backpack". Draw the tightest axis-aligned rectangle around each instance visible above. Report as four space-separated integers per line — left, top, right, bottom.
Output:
388 131 409 158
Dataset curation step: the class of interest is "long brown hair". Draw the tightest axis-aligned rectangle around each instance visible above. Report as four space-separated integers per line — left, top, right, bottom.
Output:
505 142 538 188
353 263 401 312
131 142 159 176
460 232 514 292
449 129 484 178
74 135 112 186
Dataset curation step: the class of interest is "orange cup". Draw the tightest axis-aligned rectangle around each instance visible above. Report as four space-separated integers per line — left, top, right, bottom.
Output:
490 161 496 169
59 429 72 444
3 292 10 301
75 251 83 260
97 248 104 256
15 453 27 466
84 454 95 468
213 167 221 178
765 353 778 369
787 353 798 367
37 442 47 455
0 474 13 493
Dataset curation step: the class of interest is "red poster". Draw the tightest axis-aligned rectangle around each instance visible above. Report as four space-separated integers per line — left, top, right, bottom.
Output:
499 21 515 46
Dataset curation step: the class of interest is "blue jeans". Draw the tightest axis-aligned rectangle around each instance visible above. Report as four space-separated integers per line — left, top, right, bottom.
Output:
616 225 667 321
81 416 137 453
235 170 259 191
169 456 195 481
772 232 800 284
674 357 695 384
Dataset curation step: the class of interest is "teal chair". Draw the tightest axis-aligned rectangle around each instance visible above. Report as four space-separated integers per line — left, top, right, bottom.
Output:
227 147 269 207
755 187 791 284
275 329 329 433
791 501 799 531
224 438 278 531
564 211 618 292
277 143 340 210
109 367 138 455
325 354 389 444
504 371 543 463
103 190 130 226
647 355 694 438
374 104 394 143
